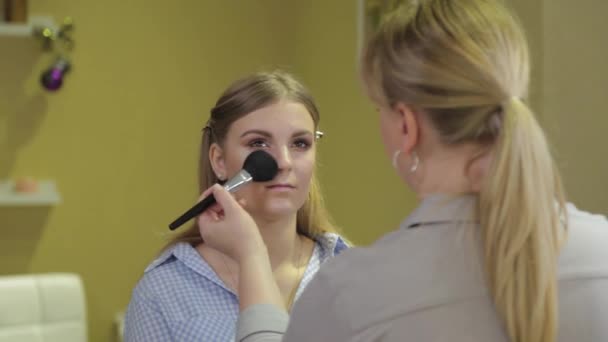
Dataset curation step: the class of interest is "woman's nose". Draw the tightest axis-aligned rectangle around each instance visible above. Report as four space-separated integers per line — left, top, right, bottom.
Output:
273 146 293 171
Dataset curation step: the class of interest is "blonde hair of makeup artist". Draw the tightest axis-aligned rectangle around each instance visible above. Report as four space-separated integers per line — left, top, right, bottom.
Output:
165 70 339 249
361 1 567 341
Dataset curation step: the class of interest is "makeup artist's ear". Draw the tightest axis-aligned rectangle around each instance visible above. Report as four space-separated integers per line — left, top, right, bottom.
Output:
394 102 420 155
209 143 227 181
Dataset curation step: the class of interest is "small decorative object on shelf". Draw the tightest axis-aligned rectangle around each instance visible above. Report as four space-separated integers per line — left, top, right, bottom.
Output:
33 16 75 92
0 179 61 206
33 16 74 51
14 177 39 193
0 7 75 93
40 56 71 91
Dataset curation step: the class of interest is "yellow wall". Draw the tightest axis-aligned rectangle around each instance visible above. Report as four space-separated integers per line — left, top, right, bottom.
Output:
509 0 608 213
541 0 608 213
1 1 289 341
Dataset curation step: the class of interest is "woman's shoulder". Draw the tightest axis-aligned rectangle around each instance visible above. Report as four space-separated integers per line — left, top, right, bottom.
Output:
559 203 608 279
563 203 608 246
309 226 445 293
132 242 220 300
126 243 238 334
565 203 607 226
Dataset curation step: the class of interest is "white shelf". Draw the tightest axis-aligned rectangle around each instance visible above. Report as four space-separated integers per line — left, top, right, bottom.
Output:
0 180 61 206
0 16 56 37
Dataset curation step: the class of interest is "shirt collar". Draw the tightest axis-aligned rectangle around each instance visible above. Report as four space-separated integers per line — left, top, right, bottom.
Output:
399 193 478 229
146 242 231 292
145 232 348 284
315 232 349 258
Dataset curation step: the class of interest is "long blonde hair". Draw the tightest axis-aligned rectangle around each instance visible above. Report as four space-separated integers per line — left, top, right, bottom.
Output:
361 1 566 341
165 70 338 249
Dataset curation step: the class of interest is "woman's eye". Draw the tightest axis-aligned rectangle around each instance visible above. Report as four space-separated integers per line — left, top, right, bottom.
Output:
248 139 268 148
293 139 311 150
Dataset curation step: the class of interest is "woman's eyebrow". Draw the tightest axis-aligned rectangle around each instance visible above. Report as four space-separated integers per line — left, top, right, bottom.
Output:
240 129 313 138
292 130 313 137
240 129 272 138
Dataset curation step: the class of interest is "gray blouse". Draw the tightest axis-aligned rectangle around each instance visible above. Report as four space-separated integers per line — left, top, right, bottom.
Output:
237 195 608 341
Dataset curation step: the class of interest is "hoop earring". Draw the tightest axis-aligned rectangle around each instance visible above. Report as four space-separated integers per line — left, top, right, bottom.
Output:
410 152 419 173
392 150 402 169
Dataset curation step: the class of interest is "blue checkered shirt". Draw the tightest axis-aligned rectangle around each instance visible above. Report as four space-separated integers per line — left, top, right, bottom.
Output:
124 233 348 341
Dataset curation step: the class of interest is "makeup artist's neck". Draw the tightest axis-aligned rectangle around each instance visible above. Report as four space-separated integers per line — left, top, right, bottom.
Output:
254 214 299 270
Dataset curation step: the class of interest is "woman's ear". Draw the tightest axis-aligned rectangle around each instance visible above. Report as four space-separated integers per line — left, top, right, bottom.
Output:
393 102 419 155
208 143 227 180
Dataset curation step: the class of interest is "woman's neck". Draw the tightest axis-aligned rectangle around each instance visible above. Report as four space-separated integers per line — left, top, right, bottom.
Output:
196 213 303 290
415 143 489 198
253 214 300 270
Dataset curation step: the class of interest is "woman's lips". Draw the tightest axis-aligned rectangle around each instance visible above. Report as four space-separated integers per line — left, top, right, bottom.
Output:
266 184 295 190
